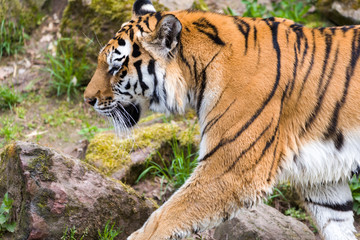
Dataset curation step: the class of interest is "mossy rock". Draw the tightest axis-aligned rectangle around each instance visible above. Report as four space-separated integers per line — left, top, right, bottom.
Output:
0 0 47 33
316 0 360 25
59 0 167 74
85 120 200 184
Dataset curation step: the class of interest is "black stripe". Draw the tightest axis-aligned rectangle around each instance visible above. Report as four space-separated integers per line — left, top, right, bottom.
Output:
202 100 236 138
297 31 316 101
290 24 304 52
241 83 289 175
144 16 151 31
132 43 141 58
114 56 125 62
325 30 360 138
200 21 281 162
303 46 339 134
123 56 130 68
118 38 126 46
136 24 145 33
317 34 333 92
155 12 162 23
120 70 127 79
196 50 223 117
300 35 309 66
224 118 274 174
179 42 192 75
234 18 250 54
193 18 225 46
306 199 353 212
148 59 159 104
253 26 258 48
267 134 281 182
288 44 299 97
134 60 149 95
334 131 344 150
129 29 134 42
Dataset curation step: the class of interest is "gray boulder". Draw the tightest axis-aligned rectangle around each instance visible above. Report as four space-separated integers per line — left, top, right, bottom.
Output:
0 142 157 240
213 204 315 240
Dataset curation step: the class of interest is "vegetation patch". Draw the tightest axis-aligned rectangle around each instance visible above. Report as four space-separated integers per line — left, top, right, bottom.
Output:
85 123 179 175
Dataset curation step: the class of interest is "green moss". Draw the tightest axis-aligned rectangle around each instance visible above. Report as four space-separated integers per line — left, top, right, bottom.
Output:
28 149 56 182
0 0 44 33
60 0 167 68
85 123 179 175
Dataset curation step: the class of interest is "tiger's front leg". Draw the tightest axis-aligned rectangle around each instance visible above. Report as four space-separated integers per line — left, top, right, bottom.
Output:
128 158 272 240
127 162 260 240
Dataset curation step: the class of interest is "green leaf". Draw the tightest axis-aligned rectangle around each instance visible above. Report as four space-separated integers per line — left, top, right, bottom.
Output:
0 214 8 224
5 222 16 232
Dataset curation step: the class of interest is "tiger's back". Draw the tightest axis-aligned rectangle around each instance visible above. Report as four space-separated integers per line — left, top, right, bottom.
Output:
84 1 360 239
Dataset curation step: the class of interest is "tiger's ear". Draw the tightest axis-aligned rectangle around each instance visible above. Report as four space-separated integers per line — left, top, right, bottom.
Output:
133 0 156 17
147 14 182 58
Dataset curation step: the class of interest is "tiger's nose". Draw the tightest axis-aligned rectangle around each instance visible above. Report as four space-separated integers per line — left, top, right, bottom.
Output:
84 97 97 106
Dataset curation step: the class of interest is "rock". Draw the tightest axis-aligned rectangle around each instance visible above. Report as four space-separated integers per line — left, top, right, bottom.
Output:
0 142 157 239
213 204 315 240
317 0 360 25
85 120 200 185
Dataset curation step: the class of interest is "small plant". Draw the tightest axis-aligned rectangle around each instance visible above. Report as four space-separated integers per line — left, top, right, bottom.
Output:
61 226 88 240
271 0 312 23
350 175 360 215
98 221 122 240
0 117 23 145
192 0 209 11
285 207 318 232
240 0 312 23
0 193 16 236
45 38 90 101
241 0 268 18
0 85 22 110
137 135 198 190
0 19 27 59
78 122 111 140
224 7 240 17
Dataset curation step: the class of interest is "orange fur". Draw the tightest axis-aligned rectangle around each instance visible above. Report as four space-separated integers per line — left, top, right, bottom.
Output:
84 8 360 240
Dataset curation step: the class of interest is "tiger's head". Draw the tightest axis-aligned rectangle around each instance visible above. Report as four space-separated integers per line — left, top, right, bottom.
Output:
84 0 187 131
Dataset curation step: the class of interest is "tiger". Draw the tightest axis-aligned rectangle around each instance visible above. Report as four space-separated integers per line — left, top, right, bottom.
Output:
83 0 360 239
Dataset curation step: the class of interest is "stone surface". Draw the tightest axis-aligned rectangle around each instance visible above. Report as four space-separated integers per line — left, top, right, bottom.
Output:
317 0 360 25
213 204 315 240
0 142 157 239
85 120 200 185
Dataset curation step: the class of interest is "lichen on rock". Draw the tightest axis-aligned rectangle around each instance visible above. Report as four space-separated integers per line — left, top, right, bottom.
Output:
85 123 180 176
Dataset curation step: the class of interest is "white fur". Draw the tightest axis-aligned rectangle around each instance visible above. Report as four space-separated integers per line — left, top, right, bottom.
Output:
278 130 360 240
107 40 131 75
279 129 360 185
140 4 156 14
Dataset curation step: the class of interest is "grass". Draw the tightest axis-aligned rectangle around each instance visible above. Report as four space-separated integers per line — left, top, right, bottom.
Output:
61 221 121 240
226 0 314 24
0 193 16 237
78 122 112 140
45 38 90 101
137 133 199 191
0 85 22 110
0 117 23 147
61 226 88 240
350 175 360 215
0 19 27 59
98 221 122 240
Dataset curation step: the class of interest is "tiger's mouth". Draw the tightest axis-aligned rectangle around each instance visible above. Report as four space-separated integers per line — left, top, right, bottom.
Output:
100 102 141 128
